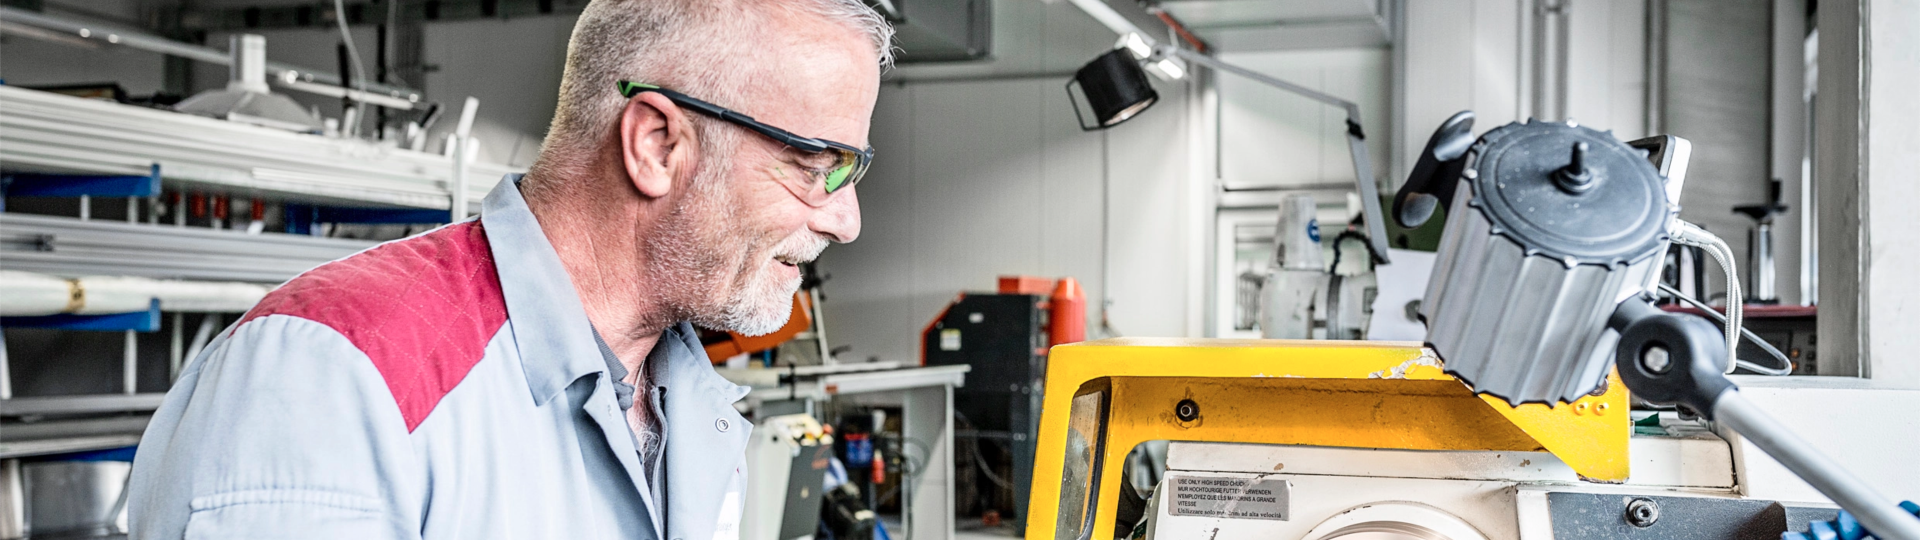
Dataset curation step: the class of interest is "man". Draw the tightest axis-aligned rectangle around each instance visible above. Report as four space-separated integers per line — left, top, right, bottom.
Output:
126 1 890 538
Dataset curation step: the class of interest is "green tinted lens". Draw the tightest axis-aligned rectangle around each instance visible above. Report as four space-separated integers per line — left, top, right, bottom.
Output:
825 163 853 192
822 148 860 193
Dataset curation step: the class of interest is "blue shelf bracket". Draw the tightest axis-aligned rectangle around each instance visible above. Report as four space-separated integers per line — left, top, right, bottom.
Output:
285 204 450 234
1 163 163 198
1 299 163 332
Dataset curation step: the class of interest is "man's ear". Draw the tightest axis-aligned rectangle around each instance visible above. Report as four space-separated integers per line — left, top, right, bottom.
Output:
619 92 697 199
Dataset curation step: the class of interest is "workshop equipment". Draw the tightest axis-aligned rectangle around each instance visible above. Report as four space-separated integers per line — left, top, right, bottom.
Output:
741 414 834 540
922 275 1084 528
1258 194 1325 340
1402 116 1674 406
1395 115 1920 538
1022 339 1919 540
1733 178 1790 304
924 290 1047 527
1049 278 1087 347
1022 339 1632 540
1066 48 1159 130
173 35 323 133
1023 116 1920 539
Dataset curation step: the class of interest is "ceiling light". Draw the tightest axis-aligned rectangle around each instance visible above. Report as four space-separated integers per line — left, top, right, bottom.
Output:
1116 32 1153 61
1146 57 1186 81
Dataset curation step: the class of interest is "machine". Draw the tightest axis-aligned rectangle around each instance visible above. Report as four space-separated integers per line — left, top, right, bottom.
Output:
923 276 1085 528
741 414 835 540
1022 116 1920 539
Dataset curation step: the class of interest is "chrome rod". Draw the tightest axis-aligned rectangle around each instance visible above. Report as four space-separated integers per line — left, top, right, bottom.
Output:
1715 390 1920 540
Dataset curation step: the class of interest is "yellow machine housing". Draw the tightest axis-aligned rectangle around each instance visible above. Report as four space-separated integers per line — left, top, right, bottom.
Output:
1024 338 1628 540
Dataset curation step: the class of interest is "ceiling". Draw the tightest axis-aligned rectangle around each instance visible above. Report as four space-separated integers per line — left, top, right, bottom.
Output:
1154 0 1392 52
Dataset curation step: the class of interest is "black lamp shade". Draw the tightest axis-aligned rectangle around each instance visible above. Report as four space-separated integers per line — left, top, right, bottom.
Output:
1069 48 1158 130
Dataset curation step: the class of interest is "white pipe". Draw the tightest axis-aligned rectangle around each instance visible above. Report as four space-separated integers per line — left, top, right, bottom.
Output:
0 271 269 315
170 312 185 381
123 329 138 395
1 331 11 400
450 97 479 221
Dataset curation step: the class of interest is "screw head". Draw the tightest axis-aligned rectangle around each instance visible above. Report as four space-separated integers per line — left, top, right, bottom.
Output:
1641 345 1672 374
1626 497 1660 528
1174 399 1200 422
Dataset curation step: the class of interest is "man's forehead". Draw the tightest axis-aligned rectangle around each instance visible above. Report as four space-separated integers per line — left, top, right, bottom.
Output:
734 10 880 145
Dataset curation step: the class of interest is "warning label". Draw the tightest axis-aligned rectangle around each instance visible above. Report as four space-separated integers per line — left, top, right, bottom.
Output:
1166 474 1290 521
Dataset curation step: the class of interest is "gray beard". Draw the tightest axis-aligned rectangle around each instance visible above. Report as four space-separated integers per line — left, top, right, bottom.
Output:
642 168 800 337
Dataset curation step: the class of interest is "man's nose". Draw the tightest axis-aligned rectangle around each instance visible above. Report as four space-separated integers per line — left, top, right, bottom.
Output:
810 186 861 243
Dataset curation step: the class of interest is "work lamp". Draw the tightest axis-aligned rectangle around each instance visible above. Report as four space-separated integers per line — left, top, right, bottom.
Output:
1065 48 1158 131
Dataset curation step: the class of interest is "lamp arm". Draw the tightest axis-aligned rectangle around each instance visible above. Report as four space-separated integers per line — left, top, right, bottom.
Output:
1164 46 1353 110
1610 297 1920 540
1163 46 1393 264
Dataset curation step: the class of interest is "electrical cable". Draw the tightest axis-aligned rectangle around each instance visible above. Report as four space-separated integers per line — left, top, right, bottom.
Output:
333 0 369 136
1670 221 1744 374
951 412 1013 490
1657 283 1795 376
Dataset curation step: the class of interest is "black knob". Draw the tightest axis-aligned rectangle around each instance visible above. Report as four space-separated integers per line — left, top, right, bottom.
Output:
1555 142 1597 194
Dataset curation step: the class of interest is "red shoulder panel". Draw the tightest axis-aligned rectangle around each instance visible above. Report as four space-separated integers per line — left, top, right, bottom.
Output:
241 221 508 432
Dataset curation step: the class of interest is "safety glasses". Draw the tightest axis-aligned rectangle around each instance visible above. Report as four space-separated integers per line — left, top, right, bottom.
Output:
618 81 872 205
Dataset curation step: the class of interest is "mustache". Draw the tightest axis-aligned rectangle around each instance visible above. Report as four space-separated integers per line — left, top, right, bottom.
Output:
772 233 831 264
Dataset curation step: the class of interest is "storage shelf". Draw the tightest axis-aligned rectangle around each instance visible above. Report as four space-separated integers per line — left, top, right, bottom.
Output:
1 394 167 417
1 212 375 283
0 85 519 211
0 435 144 460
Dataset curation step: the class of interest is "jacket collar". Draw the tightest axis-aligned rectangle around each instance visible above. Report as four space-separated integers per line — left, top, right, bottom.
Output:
479 175 607 405
479 175 752 409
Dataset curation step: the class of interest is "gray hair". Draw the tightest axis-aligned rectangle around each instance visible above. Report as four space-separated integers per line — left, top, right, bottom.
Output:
532 0 894 182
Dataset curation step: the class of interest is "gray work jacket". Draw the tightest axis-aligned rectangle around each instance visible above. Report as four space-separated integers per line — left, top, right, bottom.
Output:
126 176 753 540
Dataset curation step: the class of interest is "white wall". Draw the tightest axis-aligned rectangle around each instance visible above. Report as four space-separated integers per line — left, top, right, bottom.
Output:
0 0 169 95
816 77 1203 364
1396 0 1647 185
1217 48 1391 191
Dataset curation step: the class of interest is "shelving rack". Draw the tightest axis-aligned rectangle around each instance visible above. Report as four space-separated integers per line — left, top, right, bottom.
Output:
1 86 525 460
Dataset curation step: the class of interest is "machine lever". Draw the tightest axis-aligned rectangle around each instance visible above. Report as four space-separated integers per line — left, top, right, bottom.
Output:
1393 110 1475 228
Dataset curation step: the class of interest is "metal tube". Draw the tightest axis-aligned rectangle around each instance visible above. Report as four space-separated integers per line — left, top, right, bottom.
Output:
1714 389 1920 540
1753 222 1777 301
123 329 138 395
0 330 11 400
184 315 220 368
1166 47 1356 110
170 312 185 381
0 6 420 108
1344 128 1392 264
